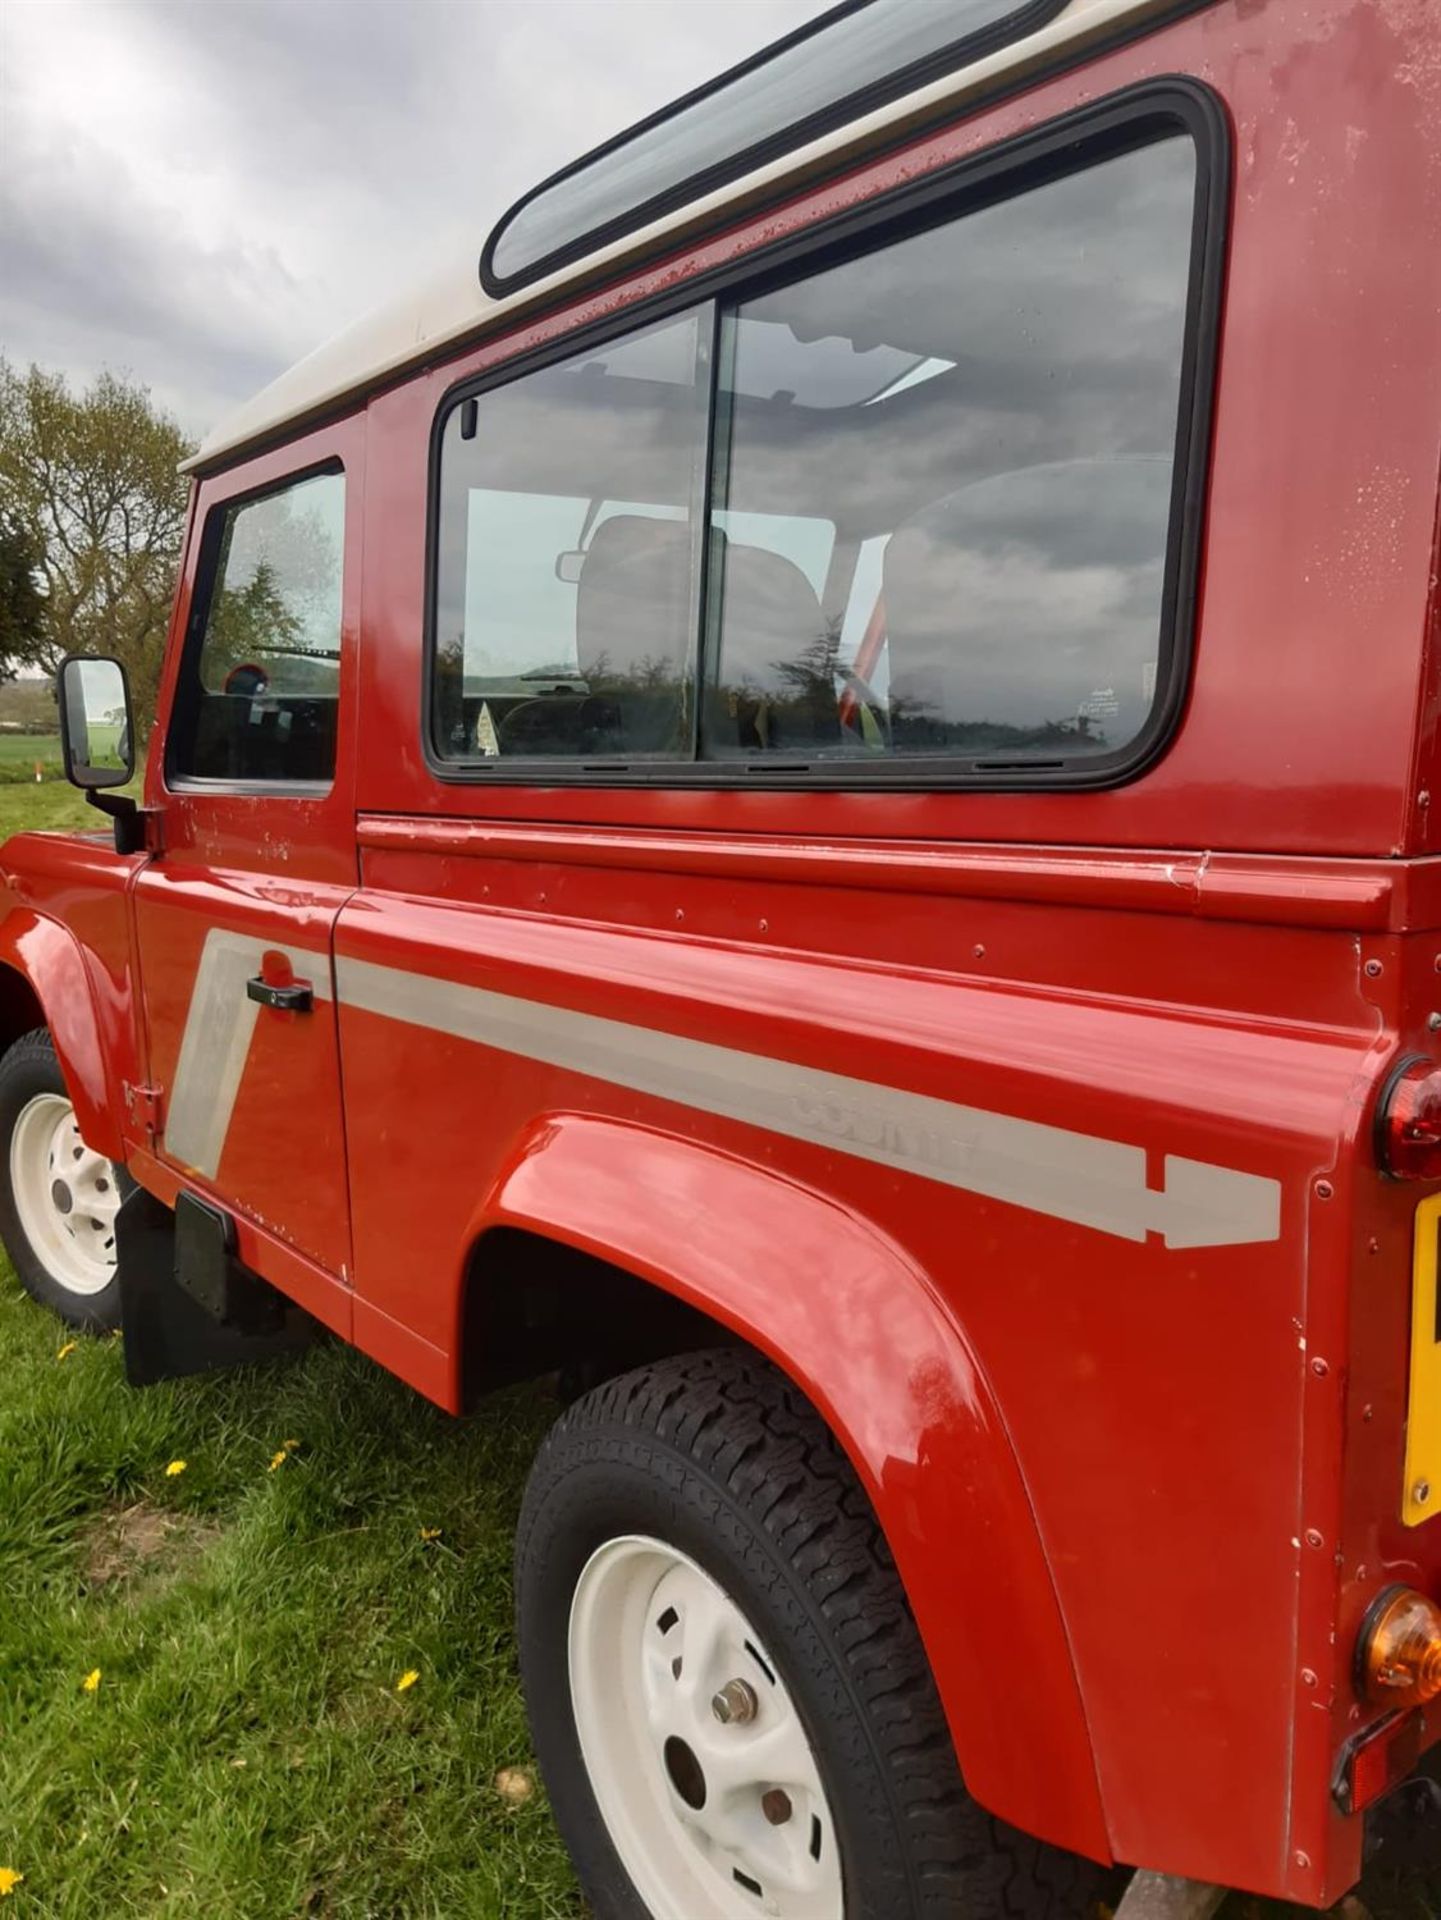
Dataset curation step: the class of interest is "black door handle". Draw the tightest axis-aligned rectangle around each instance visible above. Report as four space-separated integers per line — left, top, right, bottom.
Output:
246 974 313 1013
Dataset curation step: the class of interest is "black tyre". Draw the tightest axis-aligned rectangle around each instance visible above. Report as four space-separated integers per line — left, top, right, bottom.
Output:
0 1028 127 1331
516 1346 1103 1920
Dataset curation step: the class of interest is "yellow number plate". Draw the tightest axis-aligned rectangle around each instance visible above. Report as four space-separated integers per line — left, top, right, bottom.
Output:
1404 1194 1441 1526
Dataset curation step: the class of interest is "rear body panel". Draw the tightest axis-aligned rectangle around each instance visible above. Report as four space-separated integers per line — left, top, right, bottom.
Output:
330 827 1441 1898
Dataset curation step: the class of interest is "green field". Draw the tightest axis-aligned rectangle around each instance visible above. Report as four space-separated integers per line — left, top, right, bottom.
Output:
0 742 133 840
0 733 64 785
0 781 98 839
0 1285 580 1919
0 733 62 766
0 782 1437 1917
0 728 122 776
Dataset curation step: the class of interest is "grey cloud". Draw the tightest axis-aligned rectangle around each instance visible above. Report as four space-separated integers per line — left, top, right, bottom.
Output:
1 148 296 428
1 0 826 435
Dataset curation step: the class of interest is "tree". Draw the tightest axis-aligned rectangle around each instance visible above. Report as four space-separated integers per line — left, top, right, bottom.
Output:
0 510 44 675
0 360 193 729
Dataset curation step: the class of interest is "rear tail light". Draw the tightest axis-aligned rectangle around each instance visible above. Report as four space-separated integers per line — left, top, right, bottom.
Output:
1376 1056 1441 1179
1358 1586 1441 1709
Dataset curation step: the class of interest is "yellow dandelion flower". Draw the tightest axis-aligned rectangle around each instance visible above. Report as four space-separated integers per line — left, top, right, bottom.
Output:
165 1460 187 1478
82 1668 101 1694
419 1527 442 1543
56 1341 78 1361
282 1438 301 1452
267 1449 288 1473
0 1866 23 1897
395 1669 420 1693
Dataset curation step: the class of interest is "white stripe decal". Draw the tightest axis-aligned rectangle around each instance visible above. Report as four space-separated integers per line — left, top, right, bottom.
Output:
166 931 332 1179
335 955 1281 1251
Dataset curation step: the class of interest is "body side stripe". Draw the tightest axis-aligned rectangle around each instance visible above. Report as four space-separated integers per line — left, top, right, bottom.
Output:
335 954 1281 1251
166 931 332 1179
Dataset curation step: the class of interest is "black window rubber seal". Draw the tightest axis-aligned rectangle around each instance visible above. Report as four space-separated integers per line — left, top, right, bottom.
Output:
424 76 1231 797
478 0 1070 300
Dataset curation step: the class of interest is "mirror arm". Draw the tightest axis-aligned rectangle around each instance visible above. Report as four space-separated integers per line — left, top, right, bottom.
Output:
84 789 160 857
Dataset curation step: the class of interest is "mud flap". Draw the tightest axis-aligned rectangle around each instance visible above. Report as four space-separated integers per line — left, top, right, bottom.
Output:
116 1187 317 1386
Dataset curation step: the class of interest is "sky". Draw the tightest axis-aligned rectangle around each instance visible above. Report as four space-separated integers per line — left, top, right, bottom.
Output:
0 0 827 443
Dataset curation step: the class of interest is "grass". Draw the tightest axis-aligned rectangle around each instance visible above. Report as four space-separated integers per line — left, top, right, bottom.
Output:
0 732 123 792
0 734 62 767
1 782 1438 1918
0 1270 582 1919
0 781 98 838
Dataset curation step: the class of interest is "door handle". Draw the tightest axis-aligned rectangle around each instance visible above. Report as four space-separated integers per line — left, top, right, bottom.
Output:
246 975 313 1013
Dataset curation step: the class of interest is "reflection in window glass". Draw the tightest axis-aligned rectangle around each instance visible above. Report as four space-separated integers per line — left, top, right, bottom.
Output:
432 312 707 761
174 470 345 784
703 137 1197 765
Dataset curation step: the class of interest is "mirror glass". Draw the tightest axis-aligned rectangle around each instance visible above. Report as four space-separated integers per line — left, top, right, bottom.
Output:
59 657 134 789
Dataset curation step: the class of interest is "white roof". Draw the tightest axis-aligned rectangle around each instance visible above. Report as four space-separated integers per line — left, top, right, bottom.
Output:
185 0 1166 474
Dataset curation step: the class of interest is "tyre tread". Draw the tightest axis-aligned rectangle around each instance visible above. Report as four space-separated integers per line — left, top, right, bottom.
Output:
519 1346 1101 1920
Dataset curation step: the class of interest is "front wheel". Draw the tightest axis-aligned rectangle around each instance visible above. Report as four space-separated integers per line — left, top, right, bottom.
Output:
516 1347 1102 1920
0 1028 127 1330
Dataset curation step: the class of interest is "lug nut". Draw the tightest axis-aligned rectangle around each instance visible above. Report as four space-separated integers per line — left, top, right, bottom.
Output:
711 1679 759 1726
761 1788 793 1826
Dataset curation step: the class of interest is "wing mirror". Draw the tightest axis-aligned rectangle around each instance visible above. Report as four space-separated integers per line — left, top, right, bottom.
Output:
56 656 151 854
58 656 135 789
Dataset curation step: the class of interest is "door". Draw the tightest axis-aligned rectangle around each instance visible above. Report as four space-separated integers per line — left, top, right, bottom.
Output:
131 425 363 1286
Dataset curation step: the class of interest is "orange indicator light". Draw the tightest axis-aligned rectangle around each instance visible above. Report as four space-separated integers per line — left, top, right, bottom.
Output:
1359 1587 1441 1709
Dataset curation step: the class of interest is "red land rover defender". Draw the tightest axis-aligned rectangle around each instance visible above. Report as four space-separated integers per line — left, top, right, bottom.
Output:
5 2 1441 1915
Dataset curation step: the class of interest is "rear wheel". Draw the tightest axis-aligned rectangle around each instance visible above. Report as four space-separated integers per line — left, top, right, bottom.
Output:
516 1346 1103 1920
0 1028 126 1330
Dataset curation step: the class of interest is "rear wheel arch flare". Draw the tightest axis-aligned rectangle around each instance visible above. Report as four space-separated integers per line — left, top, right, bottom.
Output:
460 1112 1112 1862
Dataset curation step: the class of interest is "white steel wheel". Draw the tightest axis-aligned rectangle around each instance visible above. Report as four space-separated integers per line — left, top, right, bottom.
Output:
8 1092 122 1298
569 1533 844 1920
520 1350 1105 1920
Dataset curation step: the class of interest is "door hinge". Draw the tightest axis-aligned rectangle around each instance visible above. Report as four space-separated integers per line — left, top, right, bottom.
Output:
124 1081 164 1135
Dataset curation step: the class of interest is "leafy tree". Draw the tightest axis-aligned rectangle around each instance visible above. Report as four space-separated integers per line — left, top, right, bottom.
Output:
0 360 193 731
0 511 44 676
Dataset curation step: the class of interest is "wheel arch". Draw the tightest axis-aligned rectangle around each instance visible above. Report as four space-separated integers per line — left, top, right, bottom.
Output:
0 963 43 1054
0 911 124 1160
461 1110 1111 1864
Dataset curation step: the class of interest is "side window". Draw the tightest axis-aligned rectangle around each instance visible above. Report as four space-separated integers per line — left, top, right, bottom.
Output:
428 113 1215 784
703 135 1197 767
431 311 708 762
171 469 346 786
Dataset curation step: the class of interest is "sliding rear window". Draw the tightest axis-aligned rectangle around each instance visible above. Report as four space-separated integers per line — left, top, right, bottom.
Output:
434 92 1223 788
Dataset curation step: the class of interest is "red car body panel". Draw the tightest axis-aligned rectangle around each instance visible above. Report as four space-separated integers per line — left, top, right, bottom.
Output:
0 837 143 1161
1 0 1439 1905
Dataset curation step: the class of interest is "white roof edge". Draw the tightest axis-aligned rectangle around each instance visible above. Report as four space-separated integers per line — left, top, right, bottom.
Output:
183 0 1170 476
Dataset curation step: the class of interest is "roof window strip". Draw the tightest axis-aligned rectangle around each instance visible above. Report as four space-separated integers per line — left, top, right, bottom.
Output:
479 0 1069 296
